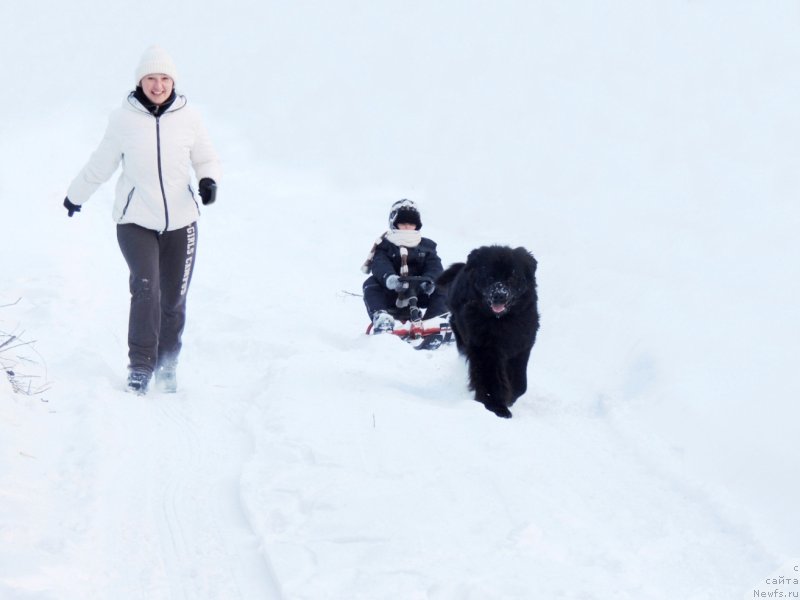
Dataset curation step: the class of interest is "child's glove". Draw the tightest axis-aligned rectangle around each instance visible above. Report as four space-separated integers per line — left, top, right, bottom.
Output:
420 281 435 295
385 275 405 291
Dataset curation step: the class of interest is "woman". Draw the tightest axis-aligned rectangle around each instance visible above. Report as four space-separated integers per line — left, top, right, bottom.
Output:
63 45 222 395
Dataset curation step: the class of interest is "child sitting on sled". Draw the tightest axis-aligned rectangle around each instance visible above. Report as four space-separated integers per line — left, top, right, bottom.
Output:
361 199 448 333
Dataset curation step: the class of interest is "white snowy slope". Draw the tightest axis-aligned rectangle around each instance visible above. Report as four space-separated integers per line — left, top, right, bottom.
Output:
1 1 799 599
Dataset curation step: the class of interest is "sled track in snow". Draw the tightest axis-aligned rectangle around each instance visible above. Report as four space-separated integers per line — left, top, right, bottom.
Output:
151 399 283 599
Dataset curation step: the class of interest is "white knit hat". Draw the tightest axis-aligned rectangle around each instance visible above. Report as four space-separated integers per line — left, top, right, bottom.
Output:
134 45 178 85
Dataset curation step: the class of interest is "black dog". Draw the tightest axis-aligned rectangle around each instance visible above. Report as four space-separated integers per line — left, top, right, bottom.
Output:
438 246 539 418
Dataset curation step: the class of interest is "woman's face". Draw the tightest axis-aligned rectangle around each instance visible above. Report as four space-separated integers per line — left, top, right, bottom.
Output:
396 223 417 231
140 74 174 105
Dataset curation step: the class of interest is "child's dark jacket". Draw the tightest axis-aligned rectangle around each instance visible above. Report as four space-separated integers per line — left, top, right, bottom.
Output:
369 238 444 285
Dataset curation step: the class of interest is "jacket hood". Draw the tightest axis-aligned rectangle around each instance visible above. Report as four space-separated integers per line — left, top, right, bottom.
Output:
126 90 187 116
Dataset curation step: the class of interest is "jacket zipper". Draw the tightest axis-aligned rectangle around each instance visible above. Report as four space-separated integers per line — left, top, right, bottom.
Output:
120 186 136 219
155 115 169 231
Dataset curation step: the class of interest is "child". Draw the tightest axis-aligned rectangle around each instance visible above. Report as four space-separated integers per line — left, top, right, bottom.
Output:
361 199 448 332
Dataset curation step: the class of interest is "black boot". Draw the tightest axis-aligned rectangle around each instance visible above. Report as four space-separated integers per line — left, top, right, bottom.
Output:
155 364 177 393
127 369 151 395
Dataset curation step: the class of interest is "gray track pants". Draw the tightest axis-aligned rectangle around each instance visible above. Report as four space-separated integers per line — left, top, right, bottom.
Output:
116 222 197 373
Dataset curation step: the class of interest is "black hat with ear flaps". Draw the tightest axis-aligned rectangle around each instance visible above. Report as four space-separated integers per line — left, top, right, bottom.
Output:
388 199 422 230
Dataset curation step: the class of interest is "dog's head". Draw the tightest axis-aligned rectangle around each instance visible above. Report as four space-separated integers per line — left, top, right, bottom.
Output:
465 246 537 318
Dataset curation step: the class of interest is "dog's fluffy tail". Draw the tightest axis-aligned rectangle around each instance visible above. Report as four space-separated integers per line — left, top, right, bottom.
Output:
437 262 465 290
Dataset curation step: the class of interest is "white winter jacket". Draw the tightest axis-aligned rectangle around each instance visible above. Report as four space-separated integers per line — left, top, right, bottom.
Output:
68 93 222 232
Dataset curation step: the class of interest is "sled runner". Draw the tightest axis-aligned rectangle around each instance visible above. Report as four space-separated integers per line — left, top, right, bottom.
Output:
365 276 454 350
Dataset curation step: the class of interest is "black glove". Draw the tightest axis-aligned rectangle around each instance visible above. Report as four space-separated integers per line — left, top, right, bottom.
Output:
199 178 217 205
63 197 81 217
420 281 435 295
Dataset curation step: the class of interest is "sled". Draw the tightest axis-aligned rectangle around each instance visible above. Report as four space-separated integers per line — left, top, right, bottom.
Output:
365 276 455 350
366 312 454 350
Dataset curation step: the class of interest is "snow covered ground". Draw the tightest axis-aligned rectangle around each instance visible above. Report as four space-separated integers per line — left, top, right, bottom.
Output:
2 1 799 598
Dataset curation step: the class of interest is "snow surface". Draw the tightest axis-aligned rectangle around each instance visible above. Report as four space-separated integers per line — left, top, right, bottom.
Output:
2 1 799 598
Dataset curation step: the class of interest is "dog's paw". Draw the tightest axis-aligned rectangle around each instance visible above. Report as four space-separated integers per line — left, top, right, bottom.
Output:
485 403 513 419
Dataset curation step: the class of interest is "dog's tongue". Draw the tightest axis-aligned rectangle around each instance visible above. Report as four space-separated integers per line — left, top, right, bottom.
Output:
491 303 506 314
